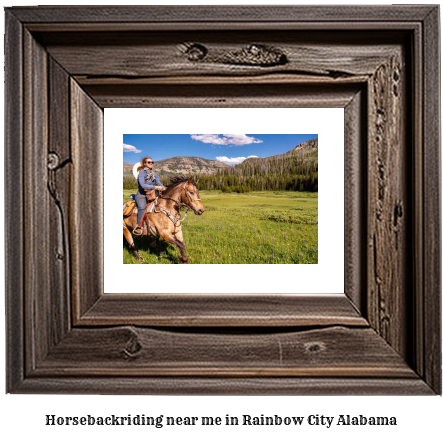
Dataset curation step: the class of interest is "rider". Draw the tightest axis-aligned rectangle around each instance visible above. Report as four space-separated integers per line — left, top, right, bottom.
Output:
133 156 166 236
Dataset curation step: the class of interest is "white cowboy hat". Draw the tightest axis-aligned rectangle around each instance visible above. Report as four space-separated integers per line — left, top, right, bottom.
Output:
132 162 142 179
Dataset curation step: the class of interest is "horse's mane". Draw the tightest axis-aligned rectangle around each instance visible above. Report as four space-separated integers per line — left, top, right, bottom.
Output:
166 176 196 188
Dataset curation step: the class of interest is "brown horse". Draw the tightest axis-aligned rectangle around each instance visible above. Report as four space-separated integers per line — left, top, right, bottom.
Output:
123 176 204 263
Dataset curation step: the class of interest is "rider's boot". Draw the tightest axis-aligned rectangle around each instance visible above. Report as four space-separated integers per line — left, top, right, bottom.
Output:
133 215 150 237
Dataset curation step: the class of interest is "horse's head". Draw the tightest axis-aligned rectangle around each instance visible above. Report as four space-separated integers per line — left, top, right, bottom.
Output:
181 177 204 215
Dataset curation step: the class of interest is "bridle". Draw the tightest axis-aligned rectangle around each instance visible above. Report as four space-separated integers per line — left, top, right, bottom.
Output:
159 182 200 208
181 183 201 204
154 182 201 232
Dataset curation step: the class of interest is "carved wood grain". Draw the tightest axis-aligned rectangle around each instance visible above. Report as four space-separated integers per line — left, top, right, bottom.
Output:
82 83 362 109
79 294 366 327
48 58 72 346
9 5 437 24
422 7 441 393
23 29 50 372
37 326 415 377
13 376 434 396
344 89 366 313
39 32 401 79
5 11 24 391
367 52 409 358
70 81 104 320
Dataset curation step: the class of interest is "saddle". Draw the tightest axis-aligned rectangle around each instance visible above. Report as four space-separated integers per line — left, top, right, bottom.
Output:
123 190 156 217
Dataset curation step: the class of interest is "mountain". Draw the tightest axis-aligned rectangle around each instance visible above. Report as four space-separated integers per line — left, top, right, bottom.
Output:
243 138 318 163
154 156 229 178
123 162 135 176
284 138 318 159
233 138 318 171
292 138 318 153
123 156 229 180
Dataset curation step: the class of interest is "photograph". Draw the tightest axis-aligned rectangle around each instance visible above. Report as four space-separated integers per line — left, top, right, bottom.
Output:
122 134 318 264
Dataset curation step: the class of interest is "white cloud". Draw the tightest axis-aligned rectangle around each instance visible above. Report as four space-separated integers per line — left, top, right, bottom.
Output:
191 134 262 147
123 143 141 153
216 155 259 165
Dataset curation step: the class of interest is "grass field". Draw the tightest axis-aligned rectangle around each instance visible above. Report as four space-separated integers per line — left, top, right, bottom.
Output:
123 190 318 264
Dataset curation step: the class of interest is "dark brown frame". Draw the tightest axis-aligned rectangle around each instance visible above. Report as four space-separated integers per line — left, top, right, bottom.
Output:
5 6 441 394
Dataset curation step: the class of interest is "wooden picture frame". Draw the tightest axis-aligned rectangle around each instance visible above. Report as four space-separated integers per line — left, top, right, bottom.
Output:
5 5 441 394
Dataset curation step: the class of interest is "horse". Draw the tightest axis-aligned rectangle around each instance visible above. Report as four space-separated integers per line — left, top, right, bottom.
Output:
123 176 204 264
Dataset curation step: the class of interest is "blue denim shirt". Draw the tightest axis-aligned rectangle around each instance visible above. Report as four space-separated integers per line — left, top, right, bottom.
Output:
138 169 162 192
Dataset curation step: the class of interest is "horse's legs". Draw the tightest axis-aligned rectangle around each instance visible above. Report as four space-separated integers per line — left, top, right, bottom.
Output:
174 229 184 244
173 229 189 263
160 229 189 264
123 221 143 262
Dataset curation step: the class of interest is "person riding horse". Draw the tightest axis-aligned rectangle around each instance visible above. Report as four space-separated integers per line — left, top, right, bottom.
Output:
123 176 204 263
133 156 166 236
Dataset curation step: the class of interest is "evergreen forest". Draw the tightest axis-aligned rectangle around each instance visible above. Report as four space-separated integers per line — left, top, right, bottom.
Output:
197 150 318 193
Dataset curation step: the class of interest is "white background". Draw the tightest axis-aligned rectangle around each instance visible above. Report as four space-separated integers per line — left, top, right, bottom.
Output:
106 108 344 294
1 1 442 438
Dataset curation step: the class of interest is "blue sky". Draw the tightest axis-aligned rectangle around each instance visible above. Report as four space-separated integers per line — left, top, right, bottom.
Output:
123 134 318 166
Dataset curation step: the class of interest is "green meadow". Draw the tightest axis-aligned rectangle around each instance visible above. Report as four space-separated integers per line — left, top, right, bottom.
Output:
123 190 318 264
